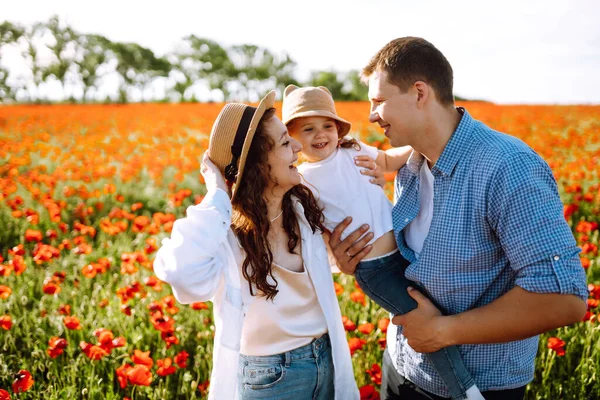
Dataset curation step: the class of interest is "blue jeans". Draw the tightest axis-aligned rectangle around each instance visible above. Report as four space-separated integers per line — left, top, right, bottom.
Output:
355 250 475 400
237 333 334 399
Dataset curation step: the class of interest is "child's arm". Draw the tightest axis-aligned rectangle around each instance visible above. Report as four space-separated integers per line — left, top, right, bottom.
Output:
375 146 413 173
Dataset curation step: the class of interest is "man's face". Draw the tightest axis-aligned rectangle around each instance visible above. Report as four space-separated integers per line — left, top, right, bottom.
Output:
368 70 418 147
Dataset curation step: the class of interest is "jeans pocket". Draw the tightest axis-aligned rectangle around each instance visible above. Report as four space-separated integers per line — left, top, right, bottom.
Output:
242 362 286 390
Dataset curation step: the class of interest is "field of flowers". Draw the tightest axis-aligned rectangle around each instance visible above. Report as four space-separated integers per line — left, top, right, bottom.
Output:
0 102 599 400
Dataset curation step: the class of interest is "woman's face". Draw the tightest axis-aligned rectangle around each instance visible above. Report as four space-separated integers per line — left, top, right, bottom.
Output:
264 116 303 195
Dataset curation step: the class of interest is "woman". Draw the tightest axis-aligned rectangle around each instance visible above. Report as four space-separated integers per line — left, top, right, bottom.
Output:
153 91 360 399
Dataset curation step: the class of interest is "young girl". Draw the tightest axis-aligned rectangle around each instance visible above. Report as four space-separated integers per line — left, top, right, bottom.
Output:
283 85 484 400
154 91 359 399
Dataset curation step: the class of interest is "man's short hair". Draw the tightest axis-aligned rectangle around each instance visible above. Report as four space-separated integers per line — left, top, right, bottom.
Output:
361 37 455 106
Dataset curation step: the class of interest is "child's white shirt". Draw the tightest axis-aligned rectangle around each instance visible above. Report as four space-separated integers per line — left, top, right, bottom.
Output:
298 142 393 244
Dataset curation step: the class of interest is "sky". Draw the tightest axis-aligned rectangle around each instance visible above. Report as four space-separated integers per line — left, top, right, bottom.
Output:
2 0 600 104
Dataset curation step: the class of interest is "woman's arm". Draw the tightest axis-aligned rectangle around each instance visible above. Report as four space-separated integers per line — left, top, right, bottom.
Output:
153 154 233 304
153 188 232 304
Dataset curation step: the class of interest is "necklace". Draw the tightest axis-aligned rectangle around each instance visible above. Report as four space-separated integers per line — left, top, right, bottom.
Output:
269 209 283 223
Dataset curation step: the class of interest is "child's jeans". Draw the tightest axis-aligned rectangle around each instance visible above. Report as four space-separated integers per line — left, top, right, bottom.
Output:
355 249 474 400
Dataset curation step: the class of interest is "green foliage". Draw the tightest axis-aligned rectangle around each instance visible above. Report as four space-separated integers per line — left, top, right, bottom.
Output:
0 16 389 104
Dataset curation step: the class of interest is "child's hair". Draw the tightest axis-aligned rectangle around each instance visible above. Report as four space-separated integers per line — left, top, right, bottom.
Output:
339 136 361 151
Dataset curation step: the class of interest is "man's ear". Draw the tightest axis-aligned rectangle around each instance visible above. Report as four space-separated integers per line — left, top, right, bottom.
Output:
414 81 429 109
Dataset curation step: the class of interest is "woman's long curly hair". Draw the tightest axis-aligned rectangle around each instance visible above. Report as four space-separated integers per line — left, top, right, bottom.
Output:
231 108 326 300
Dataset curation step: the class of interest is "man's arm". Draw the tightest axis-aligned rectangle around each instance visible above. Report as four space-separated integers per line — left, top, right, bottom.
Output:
327 217 373 275
392 151 588 352
392 286 586 353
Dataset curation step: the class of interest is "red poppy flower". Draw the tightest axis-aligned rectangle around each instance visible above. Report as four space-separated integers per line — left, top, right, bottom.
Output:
366 364 382 385
81 264 97 278
10 255 27 275
378 318 390 333
144 275 163 291
156 358 177 377
43 281 61 295
0 388 10 399
0 285 11 300
63 316 81 330
94 328 115 351
580 257 591 269
12 370 34 393
191 302 209 310
116 364 132 389
150 313 175 333
342 316 356 332
47 337 68 358
348 337 367 355
198 380 210 394
80 342 109 360
25 229 43 242
547 337 566 356
350 290 366 306
174 351 189 369
161 331 179 348
121 304 132 316
0 315 12 330
58 304 71 316
112 336 127 348
359 384 380 400
358 323 375 335
144 237 158 254
132 350 153 368
334 282 344 296
127 364 152 386
49 336 68 349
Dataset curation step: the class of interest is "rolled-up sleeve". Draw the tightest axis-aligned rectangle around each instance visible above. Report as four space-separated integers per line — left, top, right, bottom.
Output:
153 188 233 304
487 152 589 301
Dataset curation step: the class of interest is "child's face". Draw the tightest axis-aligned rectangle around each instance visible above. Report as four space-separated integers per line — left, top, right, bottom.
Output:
288 116 339 162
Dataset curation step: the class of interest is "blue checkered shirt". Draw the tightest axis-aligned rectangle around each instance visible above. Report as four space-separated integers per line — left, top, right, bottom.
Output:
391 108 588 396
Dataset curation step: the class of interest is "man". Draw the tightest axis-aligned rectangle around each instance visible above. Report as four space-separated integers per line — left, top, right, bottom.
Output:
328 37 588 400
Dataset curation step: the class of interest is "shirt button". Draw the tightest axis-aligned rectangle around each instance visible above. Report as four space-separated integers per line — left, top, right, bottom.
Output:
404 218 409 222
553 255 560 261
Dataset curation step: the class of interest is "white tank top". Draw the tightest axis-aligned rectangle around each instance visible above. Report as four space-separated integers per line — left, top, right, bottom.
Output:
240 263 328 356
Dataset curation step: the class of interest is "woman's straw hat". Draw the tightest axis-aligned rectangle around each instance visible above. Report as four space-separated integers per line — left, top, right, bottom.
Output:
282 85 351 138
207 90 276 200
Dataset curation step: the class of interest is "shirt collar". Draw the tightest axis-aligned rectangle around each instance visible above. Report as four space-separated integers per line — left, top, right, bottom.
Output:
431 107 474 177
404 107 474 177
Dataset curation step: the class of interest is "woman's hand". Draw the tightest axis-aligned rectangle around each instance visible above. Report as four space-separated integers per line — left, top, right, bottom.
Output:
201 152 230 197
354 155 385 187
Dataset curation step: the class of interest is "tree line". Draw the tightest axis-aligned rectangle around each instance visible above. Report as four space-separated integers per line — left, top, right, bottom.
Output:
0 16 370 104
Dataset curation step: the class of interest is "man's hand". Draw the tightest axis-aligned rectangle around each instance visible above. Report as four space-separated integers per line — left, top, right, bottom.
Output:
354 155 385 187
328 217 373 275
392 287 449 353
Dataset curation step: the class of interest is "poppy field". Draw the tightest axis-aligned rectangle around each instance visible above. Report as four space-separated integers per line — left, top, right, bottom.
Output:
0 102 599 399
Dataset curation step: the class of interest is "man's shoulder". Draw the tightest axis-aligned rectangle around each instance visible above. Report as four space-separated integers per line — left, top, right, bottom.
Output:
468 120 542 171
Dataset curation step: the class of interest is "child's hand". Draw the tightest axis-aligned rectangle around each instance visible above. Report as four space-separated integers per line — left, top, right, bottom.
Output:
201 153 231 197
354 155 385 187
